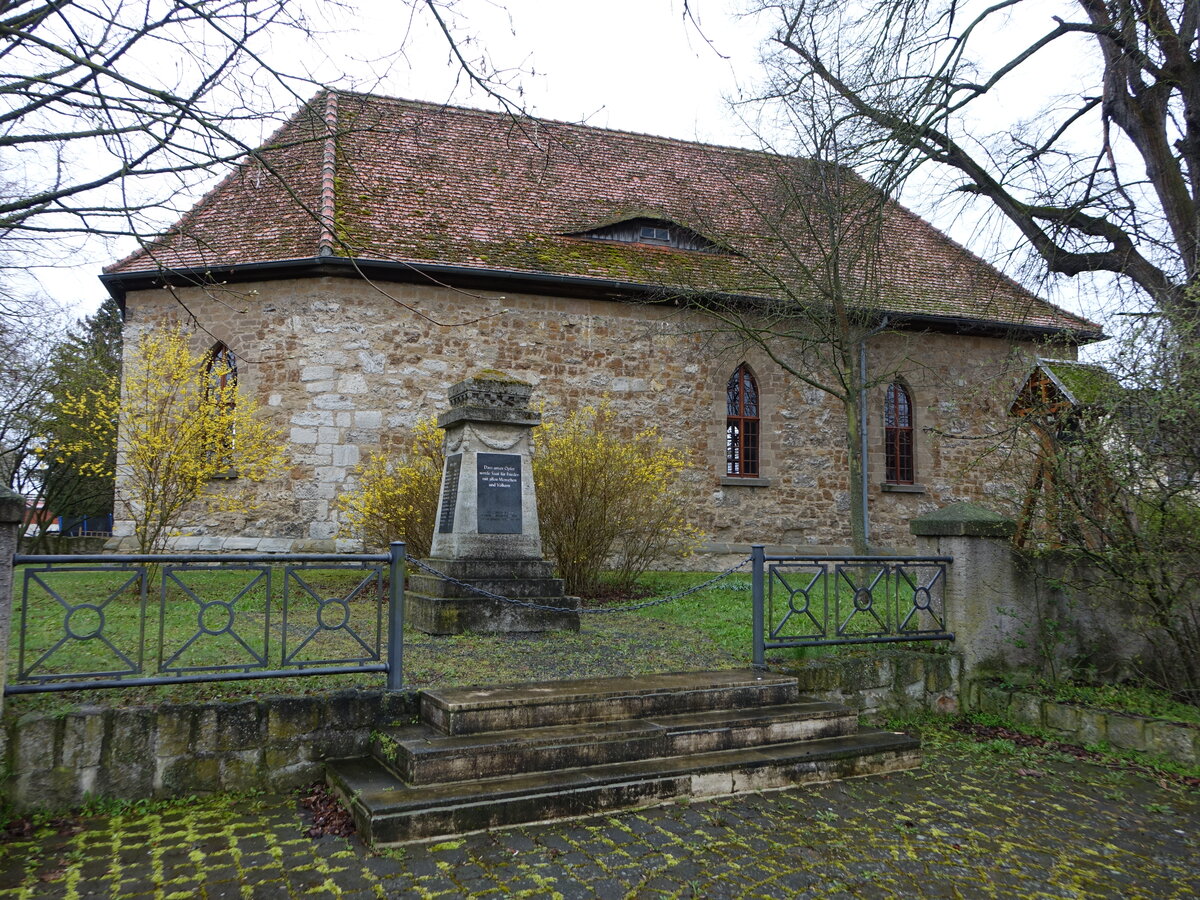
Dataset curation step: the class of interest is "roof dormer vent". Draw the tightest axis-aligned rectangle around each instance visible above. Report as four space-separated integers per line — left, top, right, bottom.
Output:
568 217 726 253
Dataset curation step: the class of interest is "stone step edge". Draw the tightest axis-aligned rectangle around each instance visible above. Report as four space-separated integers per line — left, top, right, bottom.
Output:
329 730 921 845
373 701 859 783
425 683 803 736
421 670 798 714
384 700 855 760
336 728 918 816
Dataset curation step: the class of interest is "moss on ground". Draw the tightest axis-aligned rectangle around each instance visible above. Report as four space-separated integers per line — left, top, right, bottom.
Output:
0 723 1195 898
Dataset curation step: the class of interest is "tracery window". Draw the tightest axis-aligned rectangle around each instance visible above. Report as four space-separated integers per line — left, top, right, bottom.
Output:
205 342 237 467
884 382 914 484
726 364 760 477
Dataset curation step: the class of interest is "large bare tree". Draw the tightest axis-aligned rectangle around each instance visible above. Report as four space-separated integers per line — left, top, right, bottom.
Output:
755 0 1200 329
690 94 905 554
0 0 519 272
0 0 326 250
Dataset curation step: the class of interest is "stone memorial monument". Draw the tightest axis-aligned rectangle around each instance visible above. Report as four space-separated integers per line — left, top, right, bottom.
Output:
406 372 581 634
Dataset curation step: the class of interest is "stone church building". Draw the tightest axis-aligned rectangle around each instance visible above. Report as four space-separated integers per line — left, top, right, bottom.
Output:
101 93 1100 558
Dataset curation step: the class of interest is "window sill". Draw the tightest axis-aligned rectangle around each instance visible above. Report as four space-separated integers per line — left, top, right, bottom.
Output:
720 476 771 487
210 470 239 481
880 482 925 493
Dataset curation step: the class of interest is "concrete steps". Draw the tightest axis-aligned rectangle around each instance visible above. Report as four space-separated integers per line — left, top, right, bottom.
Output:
326 670 921 845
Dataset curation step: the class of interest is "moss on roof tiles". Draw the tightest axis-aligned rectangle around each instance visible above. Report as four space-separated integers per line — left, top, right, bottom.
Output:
1040 359 1118 406
107 92 1100 337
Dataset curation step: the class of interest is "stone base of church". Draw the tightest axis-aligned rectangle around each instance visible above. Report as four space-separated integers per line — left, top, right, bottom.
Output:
406 558 581 634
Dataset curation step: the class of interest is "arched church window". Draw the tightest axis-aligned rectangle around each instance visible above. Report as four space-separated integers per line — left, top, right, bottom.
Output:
726 364 760 477
884 382 914 484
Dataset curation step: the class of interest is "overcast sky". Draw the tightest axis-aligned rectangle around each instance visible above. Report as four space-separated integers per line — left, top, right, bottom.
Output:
50 0 1100 328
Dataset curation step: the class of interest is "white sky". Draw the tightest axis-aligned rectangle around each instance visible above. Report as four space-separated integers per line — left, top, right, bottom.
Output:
46 0 1103 330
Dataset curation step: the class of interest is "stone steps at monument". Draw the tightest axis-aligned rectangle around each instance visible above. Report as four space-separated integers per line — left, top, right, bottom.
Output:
328 729 921 846
326 670 922 845
373 700 858 785
420 670 802 735
414 558 558 580
404 591 581 634
407 573 566 599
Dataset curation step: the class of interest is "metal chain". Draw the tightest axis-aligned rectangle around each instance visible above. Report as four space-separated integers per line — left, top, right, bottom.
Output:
407 556 753 614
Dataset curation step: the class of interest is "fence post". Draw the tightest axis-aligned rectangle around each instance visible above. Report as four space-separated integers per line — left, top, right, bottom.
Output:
751 544 766 670
386 541 406 691
0 489 25 715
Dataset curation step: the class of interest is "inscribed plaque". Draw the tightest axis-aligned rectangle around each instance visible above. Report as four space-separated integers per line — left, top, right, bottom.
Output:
437 454 462 534
476 452 522 534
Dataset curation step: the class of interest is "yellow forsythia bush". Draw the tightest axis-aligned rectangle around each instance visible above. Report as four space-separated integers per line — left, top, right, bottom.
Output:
45 326 288 553
337 417 444 556
533 404 702 596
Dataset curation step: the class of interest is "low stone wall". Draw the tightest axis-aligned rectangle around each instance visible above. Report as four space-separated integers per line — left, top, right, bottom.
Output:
2 689 418 811
775 649 961 720
968 682 1199 767
18 535 109 555
2 655 960 812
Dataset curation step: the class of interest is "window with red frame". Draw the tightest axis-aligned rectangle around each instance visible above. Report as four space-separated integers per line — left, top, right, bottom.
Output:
726 364 760 477
884 382 914 484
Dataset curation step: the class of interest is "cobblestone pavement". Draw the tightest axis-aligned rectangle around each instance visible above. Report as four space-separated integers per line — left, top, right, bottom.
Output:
0 735 1196 899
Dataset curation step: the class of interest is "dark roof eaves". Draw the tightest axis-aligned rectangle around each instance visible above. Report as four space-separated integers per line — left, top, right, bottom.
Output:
887 311 1106 345
98 256 714 305
99 256 1101 342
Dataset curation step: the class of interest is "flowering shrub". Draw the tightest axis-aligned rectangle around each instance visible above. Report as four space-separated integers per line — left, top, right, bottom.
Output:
336 417 443 556
45 326 287 553
533 404 702 596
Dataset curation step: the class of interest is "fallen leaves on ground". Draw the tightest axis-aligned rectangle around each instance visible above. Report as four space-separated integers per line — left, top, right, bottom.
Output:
299 782 356 838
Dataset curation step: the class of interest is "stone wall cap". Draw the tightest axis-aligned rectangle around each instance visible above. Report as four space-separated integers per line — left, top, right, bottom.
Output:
447 371 534 412
438 406 543 429
910 501 1016 538
0 487 25 524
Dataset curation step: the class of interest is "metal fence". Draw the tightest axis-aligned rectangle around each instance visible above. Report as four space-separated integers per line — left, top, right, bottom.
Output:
750 545 954 667
6 543 407 695
5 540 954 693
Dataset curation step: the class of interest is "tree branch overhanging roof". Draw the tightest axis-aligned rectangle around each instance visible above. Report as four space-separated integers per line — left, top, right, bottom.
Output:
103 92 1101 342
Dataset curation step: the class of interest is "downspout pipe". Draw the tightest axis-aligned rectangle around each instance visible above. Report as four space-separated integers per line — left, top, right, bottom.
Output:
858 317 890 551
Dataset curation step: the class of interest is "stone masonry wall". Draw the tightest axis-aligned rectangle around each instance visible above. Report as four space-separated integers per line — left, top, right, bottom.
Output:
777 649 961 721
118 277 1060 558
3 690 418 811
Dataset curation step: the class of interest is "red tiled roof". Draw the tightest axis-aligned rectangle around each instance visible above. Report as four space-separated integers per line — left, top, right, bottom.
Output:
107 92 1098 336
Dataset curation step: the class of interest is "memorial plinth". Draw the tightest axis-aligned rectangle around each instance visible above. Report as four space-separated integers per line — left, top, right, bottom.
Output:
407 374 581 634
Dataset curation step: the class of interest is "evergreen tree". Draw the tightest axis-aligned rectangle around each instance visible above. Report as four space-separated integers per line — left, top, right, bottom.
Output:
38 299 123 535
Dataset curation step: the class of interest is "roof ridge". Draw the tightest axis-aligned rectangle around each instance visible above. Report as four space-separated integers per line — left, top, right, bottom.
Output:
333 90 773 159
317 91 338 257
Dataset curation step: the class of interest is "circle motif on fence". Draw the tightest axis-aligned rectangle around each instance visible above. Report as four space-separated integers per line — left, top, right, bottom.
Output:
787 589 811 614
199 600 235 635
853 587 874 611
66 604 104 640
914 587 932 610
318 597 350 630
